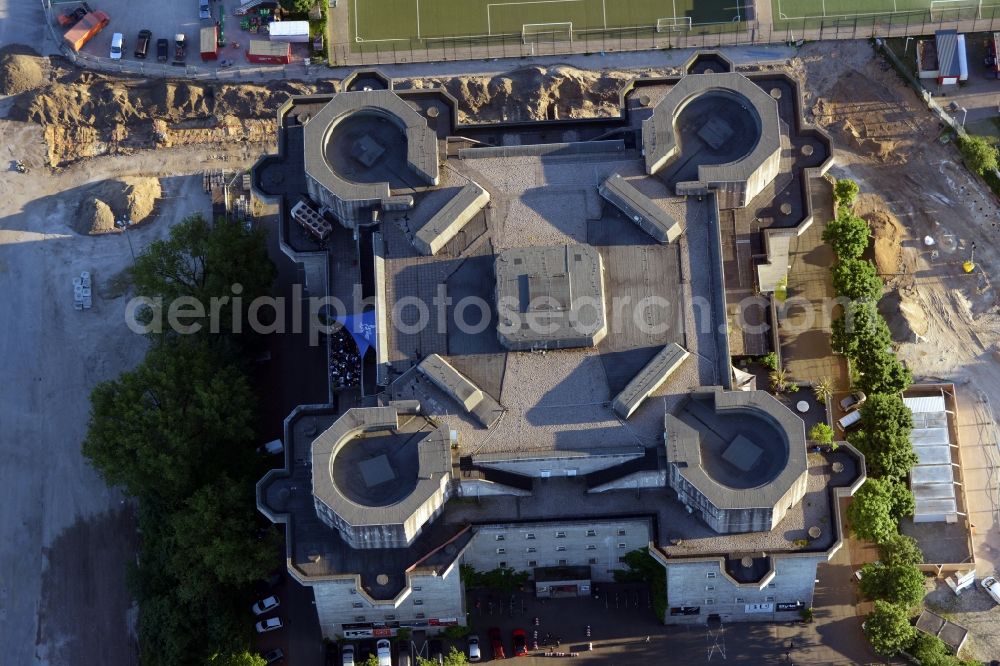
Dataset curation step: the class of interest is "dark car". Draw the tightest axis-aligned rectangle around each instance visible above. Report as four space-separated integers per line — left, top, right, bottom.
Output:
155 38 168 62
261 648 284 665
428 639 444 665
358 640 375 662
323 641 339 666
134 29 151 58
489 627 506 660
839 390 866 412
512 629 527 657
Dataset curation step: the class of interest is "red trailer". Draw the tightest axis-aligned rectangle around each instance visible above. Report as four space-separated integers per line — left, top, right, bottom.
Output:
200 25 218 61
246 39 290 64
987 33 1000 79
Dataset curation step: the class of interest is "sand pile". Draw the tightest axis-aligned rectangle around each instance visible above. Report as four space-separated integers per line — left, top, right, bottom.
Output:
880 290 929 342
0 52 45 95
73 177 162 235
401 65 630 123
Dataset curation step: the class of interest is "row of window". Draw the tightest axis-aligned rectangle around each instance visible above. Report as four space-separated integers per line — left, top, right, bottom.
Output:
701 596 776 605
500 556 627 568
355 613 426 622
496 528 628 541
496 543 627 555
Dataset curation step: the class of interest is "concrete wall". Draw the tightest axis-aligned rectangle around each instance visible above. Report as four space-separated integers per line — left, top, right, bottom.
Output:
475 451 643 478
311 564 465 639
457 478 533 498
664 555 822 624
668 470 775 534
462 520 652 583
588 469 666 494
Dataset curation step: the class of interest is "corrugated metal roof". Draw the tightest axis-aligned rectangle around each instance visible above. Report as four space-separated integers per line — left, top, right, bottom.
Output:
904 395 947 414
936 30 961 79
906 393 958 522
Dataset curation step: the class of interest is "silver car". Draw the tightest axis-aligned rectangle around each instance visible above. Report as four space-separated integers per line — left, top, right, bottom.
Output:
982 576 1000 604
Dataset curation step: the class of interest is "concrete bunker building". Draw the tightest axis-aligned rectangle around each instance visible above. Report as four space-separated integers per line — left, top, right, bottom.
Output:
254 54 857 638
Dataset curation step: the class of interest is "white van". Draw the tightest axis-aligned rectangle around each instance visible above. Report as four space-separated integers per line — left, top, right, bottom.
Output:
376 639 392 666
836 410 862 432
341 644 355 666
110 32 124 59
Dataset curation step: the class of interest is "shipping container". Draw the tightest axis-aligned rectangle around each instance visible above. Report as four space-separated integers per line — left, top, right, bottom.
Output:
63 10 110 52
200 25 218 60
247 39 290 64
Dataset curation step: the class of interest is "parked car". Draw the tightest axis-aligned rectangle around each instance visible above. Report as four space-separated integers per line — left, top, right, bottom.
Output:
254 616 282 633
324 641 339 666
261 648 284 665
251 595 280 615
467 634 481 662
199 0 211 19
982 576 1000 604
341 644 355 666
109 32 123 59
489 627 506 660
512 629 527 657
428 639 444 665
376 639 392 666
134 29 151 58
156 38 168 62
836 409 862 432
839 391 866 412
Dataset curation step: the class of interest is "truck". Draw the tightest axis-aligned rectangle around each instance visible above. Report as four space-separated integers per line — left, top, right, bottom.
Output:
172 33 186 65
986 33 1000 79
62 10 110 52
56 2 91 27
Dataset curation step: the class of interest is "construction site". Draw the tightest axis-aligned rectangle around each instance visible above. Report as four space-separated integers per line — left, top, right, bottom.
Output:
2 27 1000 666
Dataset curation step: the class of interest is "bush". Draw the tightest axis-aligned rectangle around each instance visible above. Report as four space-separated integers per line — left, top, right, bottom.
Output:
823 212 870 259
956 134 998 177
759 351 778 370
808 423 834 445
834 179 860 207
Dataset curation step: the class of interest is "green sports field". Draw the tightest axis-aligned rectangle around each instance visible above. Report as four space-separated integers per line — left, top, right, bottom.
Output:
349 0 745 49
773 0 1000 29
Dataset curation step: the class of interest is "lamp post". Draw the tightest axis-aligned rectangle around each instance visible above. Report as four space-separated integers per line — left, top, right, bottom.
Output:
115 218 135 264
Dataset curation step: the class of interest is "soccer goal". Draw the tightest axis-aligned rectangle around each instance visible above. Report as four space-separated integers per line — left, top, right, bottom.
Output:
655 16 693 32
522 21 574 43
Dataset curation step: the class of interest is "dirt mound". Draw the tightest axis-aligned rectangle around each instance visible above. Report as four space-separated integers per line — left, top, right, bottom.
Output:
880 290 929 342
83 197 116 235
73 177 162 235
0 53 45 95
855 193 907 276
400 65 630 123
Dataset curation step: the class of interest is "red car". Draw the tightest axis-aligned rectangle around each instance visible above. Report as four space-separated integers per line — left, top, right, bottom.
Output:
512 629 527 657
489 627 506 660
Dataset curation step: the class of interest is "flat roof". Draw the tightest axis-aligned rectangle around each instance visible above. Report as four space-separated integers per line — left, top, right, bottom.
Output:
599 173 682 243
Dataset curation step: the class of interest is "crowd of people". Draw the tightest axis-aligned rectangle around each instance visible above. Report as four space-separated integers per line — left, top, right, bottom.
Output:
330 327 362 389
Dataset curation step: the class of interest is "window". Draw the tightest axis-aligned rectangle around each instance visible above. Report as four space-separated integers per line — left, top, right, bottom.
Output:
496 534 505 541
413 586 422 592
768 583 776 588
618 543 627 549
618 556 626 563
352 602 363 608
355 615 366 622
496 547 506 554
385 615 396 621
766 596 775 602
414 600 423 606
705 599 715 605
558 559 567 566
586 529 597 537
555 531 566 538
617 529 626 536
588 558 597 565
526 533 536 540
499 561 507 568
527 547 537 553
528 560 537 567
706 572 717 579
556 546 566 552
585 545 597 551
706 586 715 592
416 613 425 619
735 597 745 604
350 588 357 595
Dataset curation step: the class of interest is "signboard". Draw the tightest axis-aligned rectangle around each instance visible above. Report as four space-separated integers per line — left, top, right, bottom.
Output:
373 627 392 637
670 606 701 616
344 629 374 638
429 618 459 627
342 623 373 631
776 601 804 612
744 603 775 614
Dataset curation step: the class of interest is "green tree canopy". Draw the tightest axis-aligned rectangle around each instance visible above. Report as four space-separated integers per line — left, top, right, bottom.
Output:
859 562 927 608
362 655 380 666
167 475 278 602
832 258 884 301
614 548 667 620
831 301 891 359
823 212 870 259
957 134 999 177
865 600 916 656
209 652 268 666
847 477 915 544
82 336 256 503
279 0 316 13
808 422 834 445
848 394 917 479
855 349 913 395
834 179 861 207
130 214 276 336
878 533 924 568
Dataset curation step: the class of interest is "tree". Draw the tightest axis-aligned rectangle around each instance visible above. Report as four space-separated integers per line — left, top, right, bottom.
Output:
831 301 891 360
848 394 916 479
362 655 380 666
878 533 924 568
279 0 316 13
167 475 279 602
614 548 667 620
809 422 834 445
847 477 915 544
82 336 257 503
209 652 268 666
855 349 912 394
461 565 529 594
859 562 927 608
834 179 860 208
130 214 276 336
957 134 999 177
865 600 916 656
823 212 870 259
832 258 884 301
443 647 470 666
813 377 834 404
